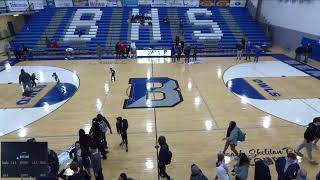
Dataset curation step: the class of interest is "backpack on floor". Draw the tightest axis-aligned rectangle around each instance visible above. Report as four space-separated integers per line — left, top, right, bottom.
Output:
237 128 246 142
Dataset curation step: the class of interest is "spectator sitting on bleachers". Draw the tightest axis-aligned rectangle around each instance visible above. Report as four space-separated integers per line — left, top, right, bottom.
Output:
45 36 51 48
53 40 59 49
119 42 127 59
130 13 151 25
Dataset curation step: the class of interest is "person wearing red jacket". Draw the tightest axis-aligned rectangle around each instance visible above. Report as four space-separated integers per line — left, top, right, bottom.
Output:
53 40 59 49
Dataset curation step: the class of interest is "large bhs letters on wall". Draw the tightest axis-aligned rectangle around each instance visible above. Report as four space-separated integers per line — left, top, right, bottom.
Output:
6 0 44 11
54 0 73 7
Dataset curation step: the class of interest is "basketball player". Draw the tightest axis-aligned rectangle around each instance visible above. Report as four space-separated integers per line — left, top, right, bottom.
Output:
110 68 116 82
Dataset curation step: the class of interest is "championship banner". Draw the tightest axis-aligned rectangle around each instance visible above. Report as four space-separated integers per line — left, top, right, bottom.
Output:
54 0 73 7
139 0 151 5
73 0 88 6
88 0 120 7
6 0 44 11
149 0 199 7
106 0 121 6
200 0 214 6
229 0 246 7
88 0 107 7
215 0 230 6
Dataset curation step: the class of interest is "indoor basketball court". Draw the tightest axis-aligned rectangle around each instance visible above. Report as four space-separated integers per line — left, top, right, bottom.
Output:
0 53 320 179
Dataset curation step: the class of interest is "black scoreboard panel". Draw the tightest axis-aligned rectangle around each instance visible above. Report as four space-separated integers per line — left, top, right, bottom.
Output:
1 142 48 178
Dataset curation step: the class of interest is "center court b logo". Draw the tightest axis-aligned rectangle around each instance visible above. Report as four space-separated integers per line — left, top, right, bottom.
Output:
123 77 183 109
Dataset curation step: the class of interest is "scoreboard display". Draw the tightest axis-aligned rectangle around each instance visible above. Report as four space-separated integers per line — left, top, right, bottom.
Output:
1 142 48 178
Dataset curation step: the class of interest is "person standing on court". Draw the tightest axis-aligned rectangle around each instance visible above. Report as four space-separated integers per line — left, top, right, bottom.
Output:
19 69 32 92
52 72 60 83
31 73 38 88
158 135 173 180
216 152 231 180
233 153 250 180
89 144 104 180
193 47 198 61
171 45 176 63
304 43 312 63
236 43 243 60
190 164 208 180
96 44 103 61
48 149 59 176
93 114 112 149
295 117 320 165
90 120 107 159
59 162 90 180
4 44 11 60
130 41 136 58
110 68 116 82
78 129 92 152
69 141 90 172
254 160 271 180
275 152 300 180
116 117 129 152
245 41 252 61
222 121 241 157
184 45 191 64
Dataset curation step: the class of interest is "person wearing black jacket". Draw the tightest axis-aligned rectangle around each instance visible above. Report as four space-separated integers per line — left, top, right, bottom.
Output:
295 117 320 164
184 45 191 64
19 69 32 92
47 149 59 176
304 43 312 63
295 46 304 61
275 153 300 180
254 160 271 180
158 136 172 180
90 121 107 159
92 114 113 149
78 129 92 152
59 162 90 180
69 141 90 171
116 117 129 152
36 165 58 180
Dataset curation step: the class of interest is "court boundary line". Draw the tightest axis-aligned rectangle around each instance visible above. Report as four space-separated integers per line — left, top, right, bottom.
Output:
186 66 220 128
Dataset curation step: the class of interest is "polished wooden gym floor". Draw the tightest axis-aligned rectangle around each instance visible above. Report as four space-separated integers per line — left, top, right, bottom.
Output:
1 52 319 179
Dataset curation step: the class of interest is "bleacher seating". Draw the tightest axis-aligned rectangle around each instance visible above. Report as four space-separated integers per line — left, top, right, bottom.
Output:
13 7 271 59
